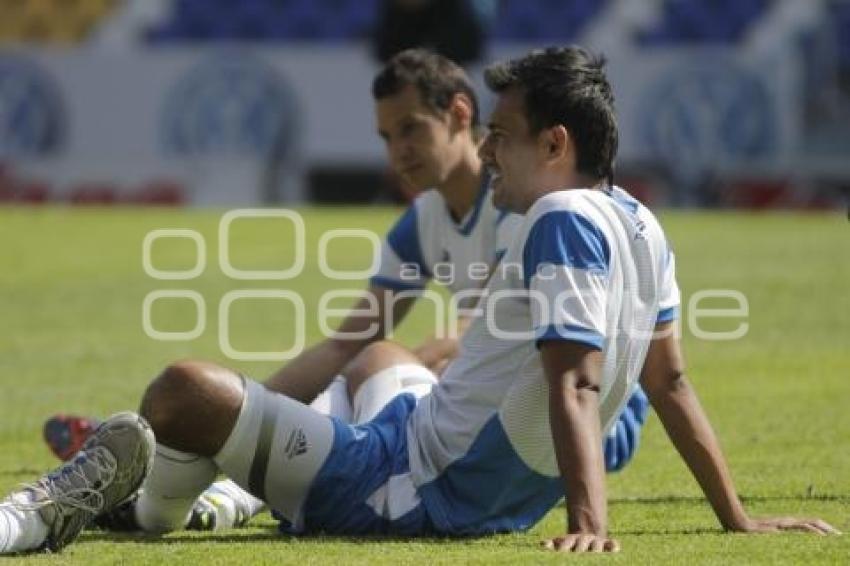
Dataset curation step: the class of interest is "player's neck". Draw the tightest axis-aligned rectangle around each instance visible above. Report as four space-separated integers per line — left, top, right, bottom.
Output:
537 171 601 198
437 149 483 222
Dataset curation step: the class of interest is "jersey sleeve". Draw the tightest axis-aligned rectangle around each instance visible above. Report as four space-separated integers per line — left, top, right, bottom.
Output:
656 245 680 323
370 205 432 290
522 210 610 350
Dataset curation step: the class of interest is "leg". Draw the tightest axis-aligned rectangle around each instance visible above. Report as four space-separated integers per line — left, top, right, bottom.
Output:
189 374 353 531
134 359 336 531
343 341 437 424
129 360 241 532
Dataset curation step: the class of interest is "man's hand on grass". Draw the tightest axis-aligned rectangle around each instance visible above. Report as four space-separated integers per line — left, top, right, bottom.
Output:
541 533 620 553
732 516 841 536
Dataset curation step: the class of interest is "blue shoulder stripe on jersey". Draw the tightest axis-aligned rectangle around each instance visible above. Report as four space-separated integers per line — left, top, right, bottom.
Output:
387 206 432 278
606 187 640 215
456 175 490 236
657 306 678 323
535 324 604 350
370 275 426 292
522 210 610 288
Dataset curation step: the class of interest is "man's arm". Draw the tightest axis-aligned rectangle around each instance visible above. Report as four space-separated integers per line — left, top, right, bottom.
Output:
263 285 416 403
540 340 620 553
412 315 472 374
640 322 839 535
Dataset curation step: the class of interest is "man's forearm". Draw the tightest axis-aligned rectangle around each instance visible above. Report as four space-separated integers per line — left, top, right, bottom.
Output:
549 381 607 534
263 338 365 403
646 375 748 530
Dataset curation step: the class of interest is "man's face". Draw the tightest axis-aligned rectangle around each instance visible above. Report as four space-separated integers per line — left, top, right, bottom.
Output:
375 84 460 192
479 87 541 213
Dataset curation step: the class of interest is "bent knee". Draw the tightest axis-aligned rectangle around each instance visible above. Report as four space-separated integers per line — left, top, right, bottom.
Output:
140 360 244 451
140 360 208 429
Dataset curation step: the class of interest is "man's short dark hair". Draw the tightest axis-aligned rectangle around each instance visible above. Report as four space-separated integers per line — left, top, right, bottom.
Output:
372 48 480 129
484 46 618 184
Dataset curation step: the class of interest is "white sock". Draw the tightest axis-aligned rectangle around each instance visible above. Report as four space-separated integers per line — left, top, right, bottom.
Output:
0 492 49 554
134 444 217 533
309 376 352 422
204 479 266 522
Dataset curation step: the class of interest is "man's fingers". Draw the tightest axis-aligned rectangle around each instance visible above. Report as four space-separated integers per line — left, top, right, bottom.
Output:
814 519 842 535
800 518 841 535
793 522 827 536
750 516 842 536
541 536 573 552
574 534 594 553
541 535 621 553
789 519 841 536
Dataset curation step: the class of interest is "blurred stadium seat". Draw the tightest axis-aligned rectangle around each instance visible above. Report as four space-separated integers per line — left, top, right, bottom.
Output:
147 0 380 42
491 0 609 42
828 1 850 69
141 0 781 45
637 0 772 45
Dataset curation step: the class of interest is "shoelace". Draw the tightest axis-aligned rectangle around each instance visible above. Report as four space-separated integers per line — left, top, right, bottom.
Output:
17 446 117 516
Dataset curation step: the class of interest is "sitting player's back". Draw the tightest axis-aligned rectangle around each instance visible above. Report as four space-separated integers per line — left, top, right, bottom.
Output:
407 185 678 534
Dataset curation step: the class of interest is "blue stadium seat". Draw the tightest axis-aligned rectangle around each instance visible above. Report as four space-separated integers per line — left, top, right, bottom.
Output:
637 0 772 45
492 0 609 42
147 0 380 42
828 1 850 68
145 0 773 45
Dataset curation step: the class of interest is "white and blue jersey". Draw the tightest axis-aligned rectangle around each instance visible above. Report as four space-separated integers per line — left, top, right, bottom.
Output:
289 186 670 536
401 186 679 534
370 178 520 298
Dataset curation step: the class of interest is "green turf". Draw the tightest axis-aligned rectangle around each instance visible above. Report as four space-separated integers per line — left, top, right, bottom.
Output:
0 207 848 564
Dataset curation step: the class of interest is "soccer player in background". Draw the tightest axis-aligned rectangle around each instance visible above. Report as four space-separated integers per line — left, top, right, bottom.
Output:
1 45 838 555
44 49 650 531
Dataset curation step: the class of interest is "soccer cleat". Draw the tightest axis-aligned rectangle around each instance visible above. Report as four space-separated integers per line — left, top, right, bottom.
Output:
43 415 101 461
185 492 252 531
11 412 155 552
90 493 141 532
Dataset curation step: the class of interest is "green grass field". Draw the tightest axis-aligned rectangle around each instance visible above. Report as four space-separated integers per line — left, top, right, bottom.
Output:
1 207 848 564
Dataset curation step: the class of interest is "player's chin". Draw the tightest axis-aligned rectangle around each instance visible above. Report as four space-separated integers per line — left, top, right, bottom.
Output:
403 171 436 192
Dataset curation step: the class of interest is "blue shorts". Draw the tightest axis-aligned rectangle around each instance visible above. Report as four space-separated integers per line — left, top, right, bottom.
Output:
275 387 648 535
281 393 435 535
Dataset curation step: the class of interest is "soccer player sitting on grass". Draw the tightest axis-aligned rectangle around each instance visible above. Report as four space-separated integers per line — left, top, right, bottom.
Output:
2 46 838 555
42 49 649 531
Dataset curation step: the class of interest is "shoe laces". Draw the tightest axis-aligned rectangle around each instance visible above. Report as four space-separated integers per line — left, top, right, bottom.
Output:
18 447 117 516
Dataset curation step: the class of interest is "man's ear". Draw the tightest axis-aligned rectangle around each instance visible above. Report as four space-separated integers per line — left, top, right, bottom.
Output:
540 125 571 163
449 92 474 132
